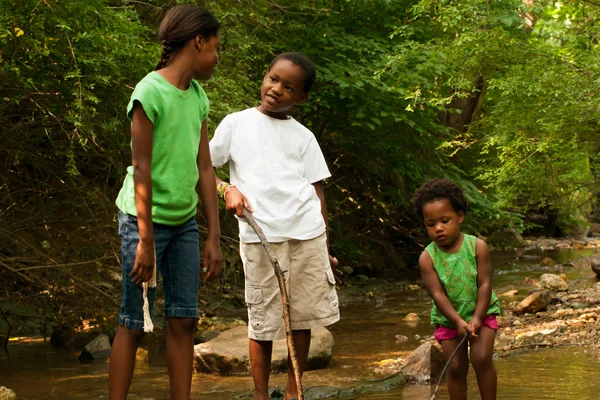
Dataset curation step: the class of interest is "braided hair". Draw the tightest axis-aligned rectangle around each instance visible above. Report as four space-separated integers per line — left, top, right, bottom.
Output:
155 5 220 71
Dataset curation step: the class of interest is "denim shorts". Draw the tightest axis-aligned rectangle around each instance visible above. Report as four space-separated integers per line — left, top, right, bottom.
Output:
117 211 200 331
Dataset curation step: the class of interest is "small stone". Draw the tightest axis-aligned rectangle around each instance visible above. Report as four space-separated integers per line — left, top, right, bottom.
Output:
407 284 422 291
499 289 519 298
403 313 420 322
538 274 569 292
395 335 408 342
78 334 111 361
513 320 522 326
0 387 16 400
540 257 557 267
414 334 421 340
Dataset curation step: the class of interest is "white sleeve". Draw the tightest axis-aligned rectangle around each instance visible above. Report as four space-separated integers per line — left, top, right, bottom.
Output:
209 116 232 168
302 137 331 183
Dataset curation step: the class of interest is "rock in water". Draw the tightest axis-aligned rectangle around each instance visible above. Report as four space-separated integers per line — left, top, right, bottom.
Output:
194 326 334 374
591 259 600 278
513 291 550 315
498 289 519 298
403 313 420 322
538 273 569 292
540 257 557 267
78 334 111 361
401 343 445 383
0 387 17 400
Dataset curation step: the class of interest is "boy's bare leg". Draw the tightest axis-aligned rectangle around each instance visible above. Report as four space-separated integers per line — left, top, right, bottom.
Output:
284 329 311 400
249 338 273 400
469 326 497 400
108 326 145 400
440 337 469 400
166 317 196 400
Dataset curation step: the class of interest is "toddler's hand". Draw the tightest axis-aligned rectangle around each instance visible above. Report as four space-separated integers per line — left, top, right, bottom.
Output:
468 316 482 337
131 239 155 284
225 186 253 217
456 319 472 338
329 254 343 285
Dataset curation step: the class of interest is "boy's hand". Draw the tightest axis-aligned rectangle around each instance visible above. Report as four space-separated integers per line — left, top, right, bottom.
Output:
468 316 482 337
329 254 343 285
131 239 155 284
456 319 472 338
202 236 223 282
225 186 253 217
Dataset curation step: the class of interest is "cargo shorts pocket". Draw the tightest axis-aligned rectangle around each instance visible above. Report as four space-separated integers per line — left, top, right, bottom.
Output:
323 266 339 312
245 285 266 332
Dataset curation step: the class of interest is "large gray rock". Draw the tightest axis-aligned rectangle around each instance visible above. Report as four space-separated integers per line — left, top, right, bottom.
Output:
0 387 16 400
401 343 445 383
78 333 111 361
513 291 550 315
194 326 334 374
538 274 568 292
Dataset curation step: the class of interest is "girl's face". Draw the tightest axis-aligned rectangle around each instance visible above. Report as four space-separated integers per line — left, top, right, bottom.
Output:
193 31 221 80
422 199 464 251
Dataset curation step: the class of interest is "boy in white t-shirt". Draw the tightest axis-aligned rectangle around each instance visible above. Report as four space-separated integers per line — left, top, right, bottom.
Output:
210 52 341 400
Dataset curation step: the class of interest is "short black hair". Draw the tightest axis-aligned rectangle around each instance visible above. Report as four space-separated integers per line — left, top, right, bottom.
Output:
268 52 316 93
412 178 469 221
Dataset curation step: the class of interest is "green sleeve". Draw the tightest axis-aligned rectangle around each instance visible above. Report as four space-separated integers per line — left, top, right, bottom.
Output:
196 83 210 122
126 81 160 124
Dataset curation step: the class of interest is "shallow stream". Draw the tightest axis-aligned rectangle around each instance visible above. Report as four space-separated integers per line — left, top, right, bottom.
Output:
2 247 600 399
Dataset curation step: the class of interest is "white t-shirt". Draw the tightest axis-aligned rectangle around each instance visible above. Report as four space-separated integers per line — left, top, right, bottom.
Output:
210 108 331 243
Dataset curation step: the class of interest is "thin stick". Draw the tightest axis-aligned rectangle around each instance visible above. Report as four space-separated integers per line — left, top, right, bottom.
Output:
242 209 304 400
430 334 470 400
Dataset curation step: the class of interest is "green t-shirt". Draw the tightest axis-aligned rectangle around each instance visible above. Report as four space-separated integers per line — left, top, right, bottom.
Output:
115 72 209 225
426 234 501 328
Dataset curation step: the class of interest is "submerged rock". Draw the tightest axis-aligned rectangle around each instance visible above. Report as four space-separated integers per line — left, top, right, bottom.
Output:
403 313 420 322
194 326 334 374
0 387 16 400
401 343 445 383
513 291 550 315
540 257 557 267
538 274 569 292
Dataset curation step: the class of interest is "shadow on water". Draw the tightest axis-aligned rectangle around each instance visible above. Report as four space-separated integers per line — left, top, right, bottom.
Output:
1 247 599 399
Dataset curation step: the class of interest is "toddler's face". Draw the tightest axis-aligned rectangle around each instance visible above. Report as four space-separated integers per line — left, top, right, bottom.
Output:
422 198 464 251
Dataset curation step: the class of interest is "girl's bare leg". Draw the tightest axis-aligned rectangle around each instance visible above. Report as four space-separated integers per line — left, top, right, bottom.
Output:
469 326 497 400
166 317 196 400
108 326 145 400
440 337 469 400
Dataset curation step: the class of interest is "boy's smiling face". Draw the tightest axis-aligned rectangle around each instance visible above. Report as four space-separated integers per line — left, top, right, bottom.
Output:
258 59 308 118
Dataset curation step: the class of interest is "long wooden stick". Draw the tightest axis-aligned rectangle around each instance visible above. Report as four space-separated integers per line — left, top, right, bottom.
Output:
242 209 304 400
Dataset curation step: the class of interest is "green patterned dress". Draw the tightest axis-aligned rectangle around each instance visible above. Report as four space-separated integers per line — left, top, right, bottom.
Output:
425 234 501 328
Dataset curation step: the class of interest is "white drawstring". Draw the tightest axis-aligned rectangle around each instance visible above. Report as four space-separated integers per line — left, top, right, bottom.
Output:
142 248 157 332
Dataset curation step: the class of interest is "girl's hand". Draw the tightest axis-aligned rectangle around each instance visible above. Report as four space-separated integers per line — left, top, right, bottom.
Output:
202 236 223 282
329 254 343 285
456 319 472 338
468 316 482 337
225 187 253 217
131 239 155 284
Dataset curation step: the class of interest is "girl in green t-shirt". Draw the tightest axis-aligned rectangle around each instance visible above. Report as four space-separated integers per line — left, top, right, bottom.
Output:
413 179 500 400
109 5 223 400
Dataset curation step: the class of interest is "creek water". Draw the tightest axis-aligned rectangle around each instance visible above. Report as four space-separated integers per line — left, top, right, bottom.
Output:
2 247 600 399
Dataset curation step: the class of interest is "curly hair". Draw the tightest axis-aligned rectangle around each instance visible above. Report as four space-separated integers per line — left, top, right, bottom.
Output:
412 178 469 220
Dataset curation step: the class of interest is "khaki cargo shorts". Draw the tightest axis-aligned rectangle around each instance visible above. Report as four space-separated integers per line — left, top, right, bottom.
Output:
240 233 340 341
